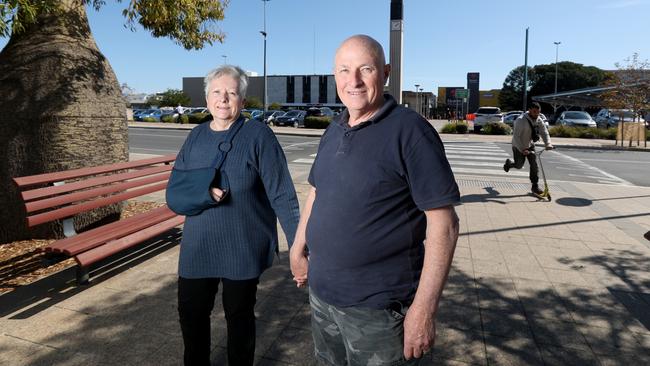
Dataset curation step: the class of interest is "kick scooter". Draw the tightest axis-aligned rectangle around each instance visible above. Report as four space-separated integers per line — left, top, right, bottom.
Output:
532 146 552 202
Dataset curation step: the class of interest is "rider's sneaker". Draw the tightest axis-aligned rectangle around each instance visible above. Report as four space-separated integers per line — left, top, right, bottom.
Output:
503 159 511 172
531 184 543 195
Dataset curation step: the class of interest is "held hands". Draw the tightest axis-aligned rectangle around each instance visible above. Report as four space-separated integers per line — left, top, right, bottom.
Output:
210 187 227 202
403 303 436 360
289 244 309 288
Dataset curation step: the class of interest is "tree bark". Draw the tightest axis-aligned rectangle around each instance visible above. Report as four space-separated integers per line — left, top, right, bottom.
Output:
0 1 128 243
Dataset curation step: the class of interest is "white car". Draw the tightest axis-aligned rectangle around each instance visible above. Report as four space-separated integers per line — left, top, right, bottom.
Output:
557 111 596 128
473 107 503 133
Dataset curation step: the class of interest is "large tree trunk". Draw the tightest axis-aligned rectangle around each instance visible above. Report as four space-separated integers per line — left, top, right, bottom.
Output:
0 1 128 243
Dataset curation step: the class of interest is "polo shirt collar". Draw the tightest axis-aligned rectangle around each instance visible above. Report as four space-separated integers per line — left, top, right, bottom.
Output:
335 94 398 129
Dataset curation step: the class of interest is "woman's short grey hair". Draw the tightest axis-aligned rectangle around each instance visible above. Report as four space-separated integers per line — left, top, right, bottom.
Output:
204 65 248 98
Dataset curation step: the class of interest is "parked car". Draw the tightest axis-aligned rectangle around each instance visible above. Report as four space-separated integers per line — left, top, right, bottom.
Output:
503 113 520 126
272 110 307 127
557 111 597 128
133 108 156 121
473 107 503 133
138 109 174 122
595 108 646 129
263 110 285 124
306 107 335 118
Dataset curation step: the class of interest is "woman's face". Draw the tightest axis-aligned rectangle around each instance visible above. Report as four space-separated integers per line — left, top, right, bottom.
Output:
206 75 244 124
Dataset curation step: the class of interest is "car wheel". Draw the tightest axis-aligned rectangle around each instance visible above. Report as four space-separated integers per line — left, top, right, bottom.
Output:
293 121 299 128
474 125 481 133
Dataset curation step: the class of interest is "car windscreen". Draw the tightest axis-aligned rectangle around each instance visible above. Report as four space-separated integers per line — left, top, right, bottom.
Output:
564 112 590 119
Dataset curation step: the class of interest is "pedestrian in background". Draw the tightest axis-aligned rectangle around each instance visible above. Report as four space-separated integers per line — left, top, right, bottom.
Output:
290 34 460 366
503 102 554 195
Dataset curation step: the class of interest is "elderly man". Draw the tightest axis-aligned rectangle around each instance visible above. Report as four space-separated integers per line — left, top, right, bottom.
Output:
290 35 460 365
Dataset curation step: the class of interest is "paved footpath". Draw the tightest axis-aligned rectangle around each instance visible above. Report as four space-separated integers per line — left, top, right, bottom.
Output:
1 122 649 365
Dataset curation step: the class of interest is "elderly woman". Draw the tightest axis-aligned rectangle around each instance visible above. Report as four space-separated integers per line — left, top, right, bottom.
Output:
175 65 299 366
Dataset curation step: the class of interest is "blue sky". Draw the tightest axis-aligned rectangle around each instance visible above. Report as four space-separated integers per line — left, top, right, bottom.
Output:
2 0 649 94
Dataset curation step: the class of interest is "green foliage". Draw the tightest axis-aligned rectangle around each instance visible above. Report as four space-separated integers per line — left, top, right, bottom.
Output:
142 117 157 122
499 65 534 111
147 89 191 108
177 114 190 124
440 122 469 134
549 126 617 139
187 112 210 124
530 62 607 98
499 62 608 112
304 117 331 129
481 122 512 135
160 114 174 123
245 96 262 110
1 1 230 50
269 102 282 110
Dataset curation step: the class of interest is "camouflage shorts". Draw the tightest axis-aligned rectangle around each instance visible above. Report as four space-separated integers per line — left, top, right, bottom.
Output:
309 292 419 366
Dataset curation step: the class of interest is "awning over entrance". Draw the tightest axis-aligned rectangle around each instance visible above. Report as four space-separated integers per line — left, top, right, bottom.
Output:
532 86 616 108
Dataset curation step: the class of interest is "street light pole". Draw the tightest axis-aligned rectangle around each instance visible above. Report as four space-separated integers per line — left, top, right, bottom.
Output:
261 0 270 113
221 55 227 65
414 84 420 114
553 41 561 115
419 87 424 116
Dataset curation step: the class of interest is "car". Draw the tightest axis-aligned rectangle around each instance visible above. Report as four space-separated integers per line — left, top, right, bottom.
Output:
473 107 503 133
595 108 646 129
138 109 174 122
502 113 520 126
306 107 335 118
263 110 285 124
133 108 156 121
272 110 307 127
556 111 597 128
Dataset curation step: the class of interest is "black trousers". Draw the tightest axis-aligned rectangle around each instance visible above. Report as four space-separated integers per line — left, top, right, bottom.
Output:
178 276 259 366
508 146 539 185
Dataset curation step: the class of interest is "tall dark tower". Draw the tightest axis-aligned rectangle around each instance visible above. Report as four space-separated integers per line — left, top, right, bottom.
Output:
467 72 480 113
388 0 403 104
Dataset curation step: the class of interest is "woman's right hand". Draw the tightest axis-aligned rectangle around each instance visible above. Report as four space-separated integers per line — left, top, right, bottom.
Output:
210 187 227 202
289 244 309 288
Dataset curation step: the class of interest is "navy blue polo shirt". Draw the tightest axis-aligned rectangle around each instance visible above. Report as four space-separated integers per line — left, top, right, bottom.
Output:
306 95 460 309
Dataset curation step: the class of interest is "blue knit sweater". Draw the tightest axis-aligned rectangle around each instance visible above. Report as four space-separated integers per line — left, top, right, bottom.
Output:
175 118 300 279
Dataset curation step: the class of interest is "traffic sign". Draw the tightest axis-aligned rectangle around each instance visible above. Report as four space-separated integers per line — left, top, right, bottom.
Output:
455 89 469 99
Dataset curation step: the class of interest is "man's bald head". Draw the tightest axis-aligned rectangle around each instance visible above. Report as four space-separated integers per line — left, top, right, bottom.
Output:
335 35 386 68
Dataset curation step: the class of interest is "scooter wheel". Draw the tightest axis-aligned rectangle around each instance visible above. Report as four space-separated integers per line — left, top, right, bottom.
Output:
547 195 552 202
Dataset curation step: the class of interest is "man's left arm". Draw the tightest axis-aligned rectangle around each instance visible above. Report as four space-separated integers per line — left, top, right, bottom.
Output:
538 120 553 149
403 205 459 360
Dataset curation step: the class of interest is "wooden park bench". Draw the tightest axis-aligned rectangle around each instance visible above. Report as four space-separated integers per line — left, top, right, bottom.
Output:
12 154 184 284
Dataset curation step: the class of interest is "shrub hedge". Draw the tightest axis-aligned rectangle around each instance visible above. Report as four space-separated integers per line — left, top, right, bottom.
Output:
481 122 512 135
304 116 331 129
142 117 157 122
441 122 469 134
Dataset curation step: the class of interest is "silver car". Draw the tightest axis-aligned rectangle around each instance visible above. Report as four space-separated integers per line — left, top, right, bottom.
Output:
473 107 503 133
557 111 596 128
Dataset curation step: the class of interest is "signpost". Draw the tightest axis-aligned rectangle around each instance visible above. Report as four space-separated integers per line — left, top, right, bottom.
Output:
455 89 469 120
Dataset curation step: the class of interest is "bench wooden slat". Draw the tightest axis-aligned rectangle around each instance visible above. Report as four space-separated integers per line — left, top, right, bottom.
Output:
27 182 169 227
21 165 173 202
45 206 177 255
25 172 171 213
75 215 185 268
13 154 176 188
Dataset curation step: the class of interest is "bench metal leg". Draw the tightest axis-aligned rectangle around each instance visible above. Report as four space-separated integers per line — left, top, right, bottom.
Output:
76 267 90 285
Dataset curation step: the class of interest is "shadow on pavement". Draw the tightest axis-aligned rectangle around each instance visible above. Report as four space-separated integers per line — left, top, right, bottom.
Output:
461 187 530 205
0 230 182 319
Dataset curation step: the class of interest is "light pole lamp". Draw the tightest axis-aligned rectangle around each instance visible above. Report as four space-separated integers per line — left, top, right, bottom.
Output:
414 84 420 114
553 41 561 115
261 0 270 113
